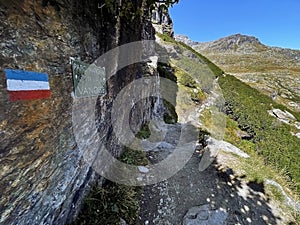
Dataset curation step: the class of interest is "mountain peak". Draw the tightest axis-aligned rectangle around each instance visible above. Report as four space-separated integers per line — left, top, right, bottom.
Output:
194 33 265 53
220 33 261 45
175 34 199 46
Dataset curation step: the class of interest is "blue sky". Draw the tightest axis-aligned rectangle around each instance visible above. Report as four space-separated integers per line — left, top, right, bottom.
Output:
169 0 300 50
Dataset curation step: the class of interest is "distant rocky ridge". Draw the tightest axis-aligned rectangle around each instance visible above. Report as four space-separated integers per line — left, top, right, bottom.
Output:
176 33 300 56
195 33 264 53
177 33 261 47
175 33 300 111
175 34 199 46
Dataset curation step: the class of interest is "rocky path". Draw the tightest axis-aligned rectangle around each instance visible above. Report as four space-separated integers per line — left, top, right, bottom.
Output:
136 122 288 225
134 46 299 224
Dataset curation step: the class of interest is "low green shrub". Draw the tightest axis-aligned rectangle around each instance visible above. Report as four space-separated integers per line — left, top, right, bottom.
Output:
219 74 300 192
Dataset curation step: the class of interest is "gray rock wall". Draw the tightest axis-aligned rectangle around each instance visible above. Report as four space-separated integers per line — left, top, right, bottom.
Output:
152 4 174 37
0 0 158 224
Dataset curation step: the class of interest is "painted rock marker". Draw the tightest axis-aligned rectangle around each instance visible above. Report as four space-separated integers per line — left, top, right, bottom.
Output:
5 69 51 101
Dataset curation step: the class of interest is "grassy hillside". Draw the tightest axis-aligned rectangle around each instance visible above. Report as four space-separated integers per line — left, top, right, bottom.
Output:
157 33 224 77
193 34 300 112
219 74 300 192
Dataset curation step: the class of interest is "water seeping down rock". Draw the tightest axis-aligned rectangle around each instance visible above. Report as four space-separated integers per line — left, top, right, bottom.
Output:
0 0 167 224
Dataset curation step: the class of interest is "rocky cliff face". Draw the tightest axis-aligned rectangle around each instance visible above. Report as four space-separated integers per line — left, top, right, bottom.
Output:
151 3 174 37
0 0 159 224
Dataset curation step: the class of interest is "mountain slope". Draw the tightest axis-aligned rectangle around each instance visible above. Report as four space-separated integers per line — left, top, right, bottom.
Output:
72 32 300 224
176 33 300 189
193 33 300 72
176 34 300 111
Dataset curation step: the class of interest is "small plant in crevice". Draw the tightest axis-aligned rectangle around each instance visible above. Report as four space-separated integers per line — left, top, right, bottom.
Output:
135 123 151 140
198 129 210 146
163 99 178 124
120 146 149 167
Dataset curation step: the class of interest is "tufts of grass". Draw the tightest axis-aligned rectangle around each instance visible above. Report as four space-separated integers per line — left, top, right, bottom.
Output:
224 116 300 208
71 147 149 225
71 182 142 225
268 185 285 202
156 32 177 44
175 67 197 88
222 149 300 223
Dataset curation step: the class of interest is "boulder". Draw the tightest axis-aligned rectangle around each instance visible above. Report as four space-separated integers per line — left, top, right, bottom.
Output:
268 108 296 124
